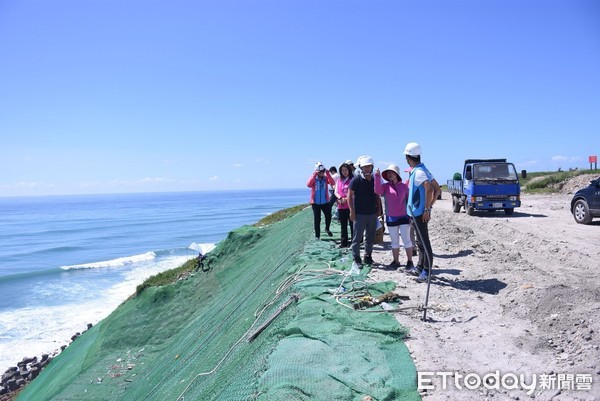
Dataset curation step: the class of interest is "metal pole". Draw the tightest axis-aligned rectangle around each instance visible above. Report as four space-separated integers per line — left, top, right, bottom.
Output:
408 204 433 321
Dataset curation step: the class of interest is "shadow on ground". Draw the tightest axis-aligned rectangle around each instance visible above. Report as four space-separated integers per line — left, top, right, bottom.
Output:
466 211 547 218
432 277 508 295
434 250 473 259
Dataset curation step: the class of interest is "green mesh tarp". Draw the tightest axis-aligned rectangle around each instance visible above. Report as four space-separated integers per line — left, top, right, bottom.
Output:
18 208 419 401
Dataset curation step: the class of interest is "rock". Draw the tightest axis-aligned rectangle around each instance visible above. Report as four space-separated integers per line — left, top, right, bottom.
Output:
41 354 49 362
1 371 16 383
0 386 7 395
28 367 40 381
87 323 93 330
18 356 36 366
6 379 18 391
15 378 26 388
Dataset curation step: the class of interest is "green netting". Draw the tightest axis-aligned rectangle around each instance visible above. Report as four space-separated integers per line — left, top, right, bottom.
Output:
18 208 419 401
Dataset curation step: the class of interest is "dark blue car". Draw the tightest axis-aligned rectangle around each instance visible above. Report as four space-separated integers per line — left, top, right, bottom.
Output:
571 177 600 224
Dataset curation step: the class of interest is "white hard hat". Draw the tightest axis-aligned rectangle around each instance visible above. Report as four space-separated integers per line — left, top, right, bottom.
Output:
357 155 374 168
314 162 325 171
404 142 422 157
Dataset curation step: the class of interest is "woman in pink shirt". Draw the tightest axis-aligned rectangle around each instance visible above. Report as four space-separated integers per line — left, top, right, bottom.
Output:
375 164 414 270
334 162 354 248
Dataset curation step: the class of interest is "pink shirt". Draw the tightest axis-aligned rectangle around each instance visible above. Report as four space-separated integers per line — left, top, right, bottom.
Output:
375 179 409 217
335 177 352 210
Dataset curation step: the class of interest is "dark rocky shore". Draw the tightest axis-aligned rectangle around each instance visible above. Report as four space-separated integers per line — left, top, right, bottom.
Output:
0 323 93 400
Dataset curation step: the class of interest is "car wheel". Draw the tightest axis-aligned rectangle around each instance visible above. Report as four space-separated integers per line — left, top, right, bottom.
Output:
573 199 592 224
504 208 514 215
466 205 474 215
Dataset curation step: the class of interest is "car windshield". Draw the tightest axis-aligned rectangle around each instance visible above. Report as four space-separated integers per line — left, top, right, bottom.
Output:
474 163 518 180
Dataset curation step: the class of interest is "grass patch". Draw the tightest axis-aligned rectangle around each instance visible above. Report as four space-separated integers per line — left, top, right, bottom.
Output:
522 169 597 193
253 203 309 227
134 204 308 296
135 258 198 296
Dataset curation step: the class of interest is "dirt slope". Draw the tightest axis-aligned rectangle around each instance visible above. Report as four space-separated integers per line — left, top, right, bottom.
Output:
369 192 600 400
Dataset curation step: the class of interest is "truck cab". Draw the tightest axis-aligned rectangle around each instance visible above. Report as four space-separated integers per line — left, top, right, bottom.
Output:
448 159 521 215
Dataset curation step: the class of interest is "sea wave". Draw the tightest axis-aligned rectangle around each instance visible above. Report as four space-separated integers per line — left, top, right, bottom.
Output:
60 251 157 270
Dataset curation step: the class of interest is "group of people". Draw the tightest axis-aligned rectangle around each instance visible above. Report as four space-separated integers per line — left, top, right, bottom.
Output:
306 142 441 283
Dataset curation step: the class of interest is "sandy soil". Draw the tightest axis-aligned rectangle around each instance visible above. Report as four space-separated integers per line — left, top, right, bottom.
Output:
368 182 600 400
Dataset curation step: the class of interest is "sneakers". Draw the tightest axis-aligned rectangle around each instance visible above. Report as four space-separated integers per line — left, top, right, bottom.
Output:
400 260 414 273
405 265 422 276
415 269 430 283
353 256 363 269
363 254 374 265
386 261 400 270
326 229 333 237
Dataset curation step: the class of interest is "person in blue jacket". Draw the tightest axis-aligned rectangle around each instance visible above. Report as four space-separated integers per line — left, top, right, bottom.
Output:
404 143 441 283
307 162 335 239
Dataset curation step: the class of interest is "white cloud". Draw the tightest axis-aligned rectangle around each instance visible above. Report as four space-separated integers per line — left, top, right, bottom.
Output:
0 181 51 189
255 158 270 164
208 176 218 182
17 181 41 188
233 163 244 167
140 177 171 183
551 155 583 164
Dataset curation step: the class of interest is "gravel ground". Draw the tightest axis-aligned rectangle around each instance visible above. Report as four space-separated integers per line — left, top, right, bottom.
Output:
366 177 600 401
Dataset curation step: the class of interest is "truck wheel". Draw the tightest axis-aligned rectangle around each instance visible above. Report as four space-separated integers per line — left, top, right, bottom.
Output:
504 208 514 215
466 205 474 215
452 196 461 213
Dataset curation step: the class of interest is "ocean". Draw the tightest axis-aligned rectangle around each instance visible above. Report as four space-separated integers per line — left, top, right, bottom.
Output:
0 189 307 373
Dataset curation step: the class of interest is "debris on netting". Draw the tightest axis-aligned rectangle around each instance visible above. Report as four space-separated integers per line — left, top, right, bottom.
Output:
247 293 300 342
18 208 419 401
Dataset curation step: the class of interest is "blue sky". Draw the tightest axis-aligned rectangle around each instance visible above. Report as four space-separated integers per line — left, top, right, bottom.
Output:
1 0 599 196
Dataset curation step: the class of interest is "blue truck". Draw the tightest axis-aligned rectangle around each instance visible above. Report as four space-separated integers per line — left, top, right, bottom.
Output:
447 159 522 215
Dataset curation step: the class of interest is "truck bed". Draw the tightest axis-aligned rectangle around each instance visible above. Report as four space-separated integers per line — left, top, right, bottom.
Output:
447 179 463 195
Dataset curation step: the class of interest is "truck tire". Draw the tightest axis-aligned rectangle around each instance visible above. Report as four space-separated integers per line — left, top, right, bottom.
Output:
466 205 474 216
504 208 514 215
452 196 461 213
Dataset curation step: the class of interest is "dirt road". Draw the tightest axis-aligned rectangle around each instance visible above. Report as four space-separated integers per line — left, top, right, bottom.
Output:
370 191 600 400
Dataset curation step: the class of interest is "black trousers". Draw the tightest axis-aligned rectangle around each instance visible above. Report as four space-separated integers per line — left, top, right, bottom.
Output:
412 215 433 271
337 208 353 245
311 203 332 238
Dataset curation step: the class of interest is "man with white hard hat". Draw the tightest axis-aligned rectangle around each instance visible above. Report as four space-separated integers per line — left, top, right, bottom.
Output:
404 143 441 283
347 155 378 268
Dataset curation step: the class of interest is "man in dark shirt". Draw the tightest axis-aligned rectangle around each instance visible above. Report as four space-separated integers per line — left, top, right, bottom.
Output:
347 155 378 267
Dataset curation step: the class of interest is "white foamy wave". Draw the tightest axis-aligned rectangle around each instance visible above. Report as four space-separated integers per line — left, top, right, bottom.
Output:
0 254 190 372
187 242 216 255
60 251 157 270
